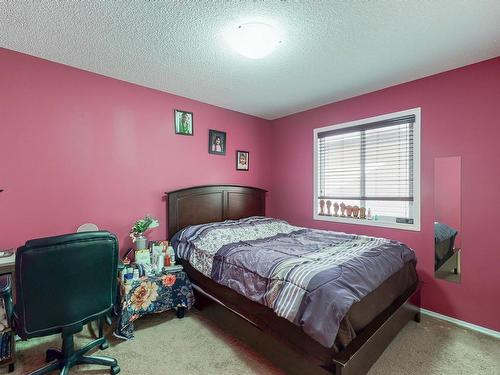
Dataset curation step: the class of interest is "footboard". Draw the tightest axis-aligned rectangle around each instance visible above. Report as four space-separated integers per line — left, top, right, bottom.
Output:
332 282 420 375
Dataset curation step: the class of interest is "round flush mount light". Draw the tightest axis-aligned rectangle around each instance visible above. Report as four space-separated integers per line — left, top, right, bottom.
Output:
225 22 282 59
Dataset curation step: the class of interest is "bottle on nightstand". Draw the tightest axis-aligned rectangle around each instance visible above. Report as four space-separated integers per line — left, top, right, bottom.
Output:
167 245 176 265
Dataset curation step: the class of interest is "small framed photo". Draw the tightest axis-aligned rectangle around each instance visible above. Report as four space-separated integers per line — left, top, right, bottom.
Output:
236 150 249 171
208 129 226 155
174 109 193 136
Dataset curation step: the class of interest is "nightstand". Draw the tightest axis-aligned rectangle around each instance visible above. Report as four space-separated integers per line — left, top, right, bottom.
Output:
115 270 194 339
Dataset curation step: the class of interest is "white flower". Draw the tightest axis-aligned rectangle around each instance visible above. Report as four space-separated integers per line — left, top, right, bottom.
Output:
130 215 159 242
149 219 160 229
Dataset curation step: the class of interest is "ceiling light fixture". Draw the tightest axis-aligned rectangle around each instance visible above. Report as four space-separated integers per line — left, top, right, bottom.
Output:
226 22 282 59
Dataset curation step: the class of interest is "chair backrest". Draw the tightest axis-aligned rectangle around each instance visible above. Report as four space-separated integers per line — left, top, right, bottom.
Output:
14 231 118 339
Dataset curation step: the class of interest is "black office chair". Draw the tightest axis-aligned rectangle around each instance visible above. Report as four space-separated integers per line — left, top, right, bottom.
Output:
14 232 120 375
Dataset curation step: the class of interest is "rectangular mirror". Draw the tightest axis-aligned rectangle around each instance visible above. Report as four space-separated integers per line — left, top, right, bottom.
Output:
434 156 461 283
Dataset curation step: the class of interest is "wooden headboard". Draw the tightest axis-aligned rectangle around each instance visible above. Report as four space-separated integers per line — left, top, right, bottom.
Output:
165 185 267 239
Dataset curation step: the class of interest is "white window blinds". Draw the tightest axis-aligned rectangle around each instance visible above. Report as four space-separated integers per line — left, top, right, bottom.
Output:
316 113 418 227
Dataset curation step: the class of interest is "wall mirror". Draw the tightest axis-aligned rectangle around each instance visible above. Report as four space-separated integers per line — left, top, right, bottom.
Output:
434 156 461 283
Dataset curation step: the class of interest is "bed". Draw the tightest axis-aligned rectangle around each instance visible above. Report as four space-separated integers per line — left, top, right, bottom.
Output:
165 185 420 375
434 222 458 271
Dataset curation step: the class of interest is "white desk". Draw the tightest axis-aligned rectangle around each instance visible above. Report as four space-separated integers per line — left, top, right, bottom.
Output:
0 253 15 275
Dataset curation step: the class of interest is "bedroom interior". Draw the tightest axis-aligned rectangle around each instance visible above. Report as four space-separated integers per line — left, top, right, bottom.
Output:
1 2 500 375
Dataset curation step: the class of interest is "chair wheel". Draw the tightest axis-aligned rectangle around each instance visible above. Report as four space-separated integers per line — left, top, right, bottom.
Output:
45 349 61 362
111 364 120 374
100 341 109 350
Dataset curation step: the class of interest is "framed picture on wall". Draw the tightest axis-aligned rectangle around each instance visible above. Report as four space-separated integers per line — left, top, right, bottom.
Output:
208 129 226 155
236 150 249 171
174 109 194 136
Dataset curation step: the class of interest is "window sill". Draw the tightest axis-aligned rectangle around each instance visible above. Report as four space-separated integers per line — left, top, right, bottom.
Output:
313 214 420 231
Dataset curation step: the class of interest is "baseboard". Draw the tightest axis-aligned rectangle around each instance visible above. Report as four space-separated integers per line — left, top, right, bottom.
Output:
420 308 500 339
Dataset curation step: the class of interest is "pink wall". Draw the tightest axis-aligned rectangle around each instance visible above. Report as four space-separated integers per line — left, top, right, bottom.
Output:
0 48 271 252
434 157 461 248
270 57 500 332
2 47 499 333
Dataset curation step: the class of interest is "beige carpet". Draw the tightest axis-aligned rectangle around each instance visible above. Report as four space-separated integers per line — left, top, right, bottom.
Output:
3 310 499 375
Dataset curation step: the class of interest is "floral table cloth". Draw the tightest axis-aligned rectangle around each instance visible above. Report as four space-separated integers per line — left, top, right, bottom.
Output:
115 270 194 339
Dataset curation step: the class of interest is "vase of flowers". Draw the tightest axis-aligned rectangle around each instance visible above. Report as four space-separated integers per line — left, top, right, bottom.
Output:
130 215 159 250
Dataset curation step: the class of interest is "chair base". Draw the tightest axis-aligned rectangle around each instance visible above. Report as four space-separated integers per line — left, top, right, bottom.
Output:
29 323 120 375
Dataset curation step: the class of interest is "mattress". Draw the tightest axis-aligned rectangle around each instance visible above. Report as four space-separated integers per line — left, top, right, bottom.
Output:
434 222 458 270
172 216 418 350
434 222 458 244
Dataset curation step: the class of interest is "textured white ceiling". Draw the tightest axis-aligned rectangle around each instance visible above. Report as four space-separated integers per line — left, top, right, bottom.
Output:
1 1 500 120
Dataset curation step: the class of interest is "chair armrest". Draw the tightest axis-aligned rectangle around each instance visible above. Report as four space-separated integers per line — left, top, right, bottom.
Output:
0 274 11 296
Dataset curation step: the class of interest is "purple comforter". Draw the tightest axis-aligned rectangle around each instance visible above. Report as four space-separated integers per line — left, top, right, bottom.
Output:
174 217 416 347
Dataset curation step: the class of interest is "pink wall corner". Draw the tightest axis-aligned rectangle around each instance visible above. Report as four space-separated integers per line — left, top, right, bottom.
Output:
0 48 272 253
270 57 500 332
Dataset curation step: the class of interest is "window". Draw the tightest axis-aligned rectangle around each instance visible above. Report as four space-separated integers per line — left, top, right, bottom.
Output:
313 108 420 231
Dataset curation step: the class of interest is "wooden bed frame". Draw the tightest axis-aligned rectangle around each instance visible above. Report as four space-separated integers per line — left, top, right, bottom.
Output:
165 185 420 375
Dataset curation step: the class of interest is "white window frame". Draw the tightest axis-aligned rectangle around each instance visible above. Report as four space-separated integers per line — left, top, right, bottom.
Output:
313 108 421 231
